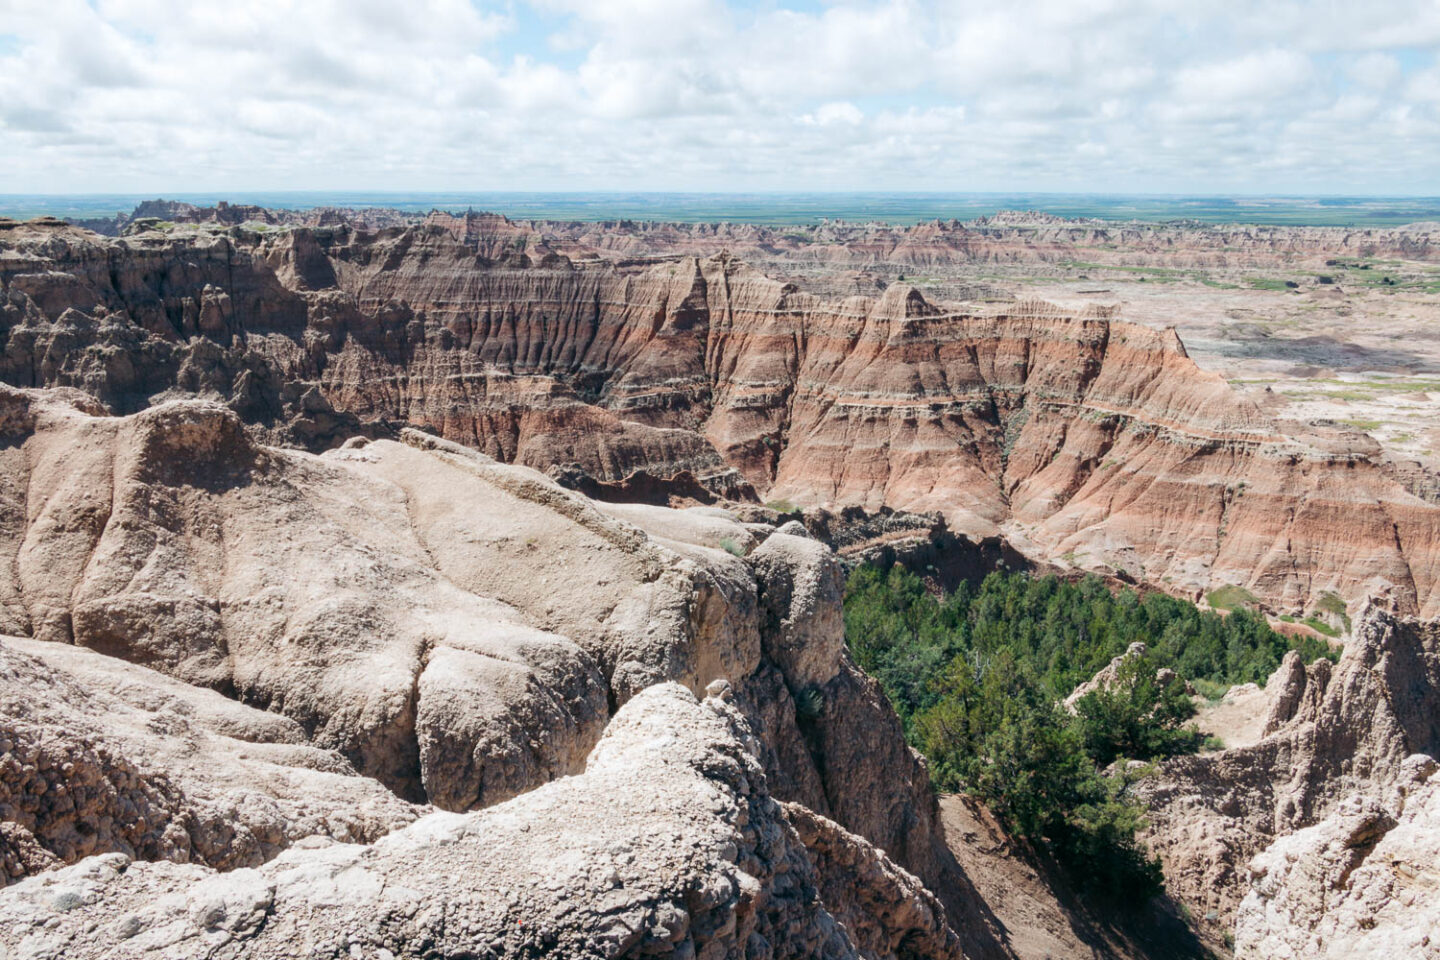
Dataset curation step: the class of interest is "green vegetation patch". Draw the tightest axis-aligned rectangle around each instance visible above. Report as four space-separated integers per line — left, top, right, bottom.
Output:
845 567 1335 903
1206 584 1259 612
1191 678 1230 702
1244 276 1297 291
1316 591 1352 633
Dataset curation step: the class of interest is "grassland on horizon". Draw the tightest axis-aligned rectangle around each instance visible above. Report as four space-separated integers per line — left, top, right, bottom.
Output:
5 191 1440 229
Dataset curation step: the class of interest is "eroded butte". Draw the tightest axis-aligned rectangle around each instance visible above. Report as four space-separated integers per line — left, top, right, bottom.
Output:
3 215 1439 618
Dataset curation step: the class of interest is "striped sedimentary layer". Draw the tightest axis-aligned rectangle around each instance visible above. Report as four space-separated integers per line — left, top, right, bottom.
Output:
2 218 1437 617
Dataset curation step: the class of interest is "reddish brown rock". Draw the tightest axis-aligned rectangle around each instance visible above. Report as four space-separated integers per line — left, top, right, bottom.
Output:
3 219 1438 618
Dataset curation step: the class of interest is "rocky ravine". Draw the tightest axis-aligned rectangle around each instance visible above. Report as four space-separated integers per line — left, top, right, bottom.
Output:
0 385 998 960
3 218 1438 620
1 214 1438 958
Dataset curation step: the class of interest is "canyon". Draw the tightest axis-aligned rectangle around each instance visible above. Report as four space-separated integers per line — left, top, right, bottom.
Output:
2 206 1440 959
5 214 1440 620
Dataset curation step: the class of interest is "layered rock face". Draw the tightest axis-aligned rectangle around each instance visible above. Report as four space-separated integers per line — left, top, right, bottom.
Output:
1138 606 1440 951
448 211 1440 270
0 386 982 958
3 219 1437 619
77 203 1440 268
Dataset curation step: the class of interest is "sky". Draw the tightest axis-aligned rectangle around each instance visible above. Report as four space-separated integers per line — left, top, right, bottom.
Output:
2 0 1440 195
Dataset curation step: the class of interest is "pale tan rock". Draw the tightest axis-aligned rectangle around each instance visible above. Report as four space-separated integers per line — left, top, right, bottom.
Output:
1234 760 1440 959
1139 604 1440 946
784 802 962 960
749 533 847 693
0 635 419 880
0 386 972 957
0 684 953 960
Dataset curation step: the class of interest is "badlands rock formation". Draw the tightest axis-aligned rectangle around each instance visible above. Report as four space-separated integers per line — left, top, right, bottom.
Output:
1139 606 1440 952
5 208 1439 956
0 385 987 959
71 202 1440 269
1 683 961 960
3 217 1438 619
1233 758 1440 959
443 211 1440 271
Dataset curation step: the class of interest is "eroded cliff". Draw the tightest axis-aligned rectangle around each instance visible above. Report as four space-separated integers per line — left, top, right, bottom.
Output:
3 218 1435 621
1137 605 1440 952
0 384 995 958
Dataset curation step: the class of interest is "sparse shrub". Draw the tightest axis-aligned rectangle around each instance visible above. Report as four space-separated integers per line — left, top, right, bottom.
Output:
794 685 825 719
1205 584 1258 612
1316 591 1352 633
1191 678 1229 702
719 537 745 557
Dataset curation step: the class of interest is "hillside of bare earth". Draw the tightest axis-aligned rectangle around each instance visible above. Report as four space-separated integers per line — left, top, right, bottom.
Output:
61 204 1440 481
937 796 1207 960
4 216 1439 622
413 209 1440 484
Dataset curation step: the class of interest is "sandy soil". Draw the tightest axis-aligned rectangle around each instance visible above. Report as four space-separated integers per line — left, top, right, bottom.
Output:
937 795 1210 960
1194 683 1272 752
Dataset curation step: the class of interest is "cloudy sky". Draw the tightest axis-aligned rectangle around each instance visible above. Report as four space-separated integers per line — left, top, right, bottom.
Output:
2 0 1440 194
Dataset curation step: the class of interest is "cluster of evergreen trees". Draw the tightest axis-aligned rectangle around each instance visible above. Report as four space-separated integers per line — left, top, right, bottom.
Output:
843 566 1336 901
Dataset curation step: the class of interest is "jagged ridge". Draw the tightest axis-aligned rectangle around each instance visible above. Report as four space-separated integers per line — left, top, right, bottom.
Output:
2 218 1438 618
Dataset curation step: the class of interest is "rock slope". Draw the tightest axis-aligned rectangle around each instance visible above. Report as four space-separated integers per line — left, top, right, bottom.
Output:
1233 758 1440 959
1138 605 1440 951
0 385 985 958
0 683 965 960
3 218 1437 618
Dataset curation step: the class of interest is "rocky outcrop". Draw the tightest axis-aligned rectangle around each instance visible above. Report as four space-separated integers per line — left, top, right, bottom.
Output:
0 386 976 957
4 218 1437 619
1234 757 1440 959
1062 642 1148 711
0 635 420 882
1138 605 1440 948
0 683 961 960
785 802 961 960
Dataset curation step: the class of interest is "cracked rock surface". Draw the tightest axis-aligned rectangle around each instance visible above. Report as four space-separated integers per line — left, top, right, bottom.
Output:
0 386 973 958
0 684 952 960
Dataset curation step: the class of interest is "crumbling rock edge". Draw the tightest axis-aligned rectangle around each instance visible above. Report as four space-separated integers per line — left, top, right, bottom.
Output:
1138 604 1440 956
0 683 966 960
0 386 984 959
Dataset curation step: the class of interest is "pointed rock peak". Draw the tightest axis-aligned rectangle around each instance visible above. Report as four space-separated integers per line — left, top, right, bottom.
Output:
874 283 935 321
1164 326 1190 358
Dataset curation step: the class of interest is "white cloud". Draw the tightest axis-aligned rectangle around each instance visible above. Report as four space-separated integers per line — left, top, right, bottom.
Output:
0 0 1438 193
1173 49 1316 106
808 102 865 126
1349 52 1403 90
